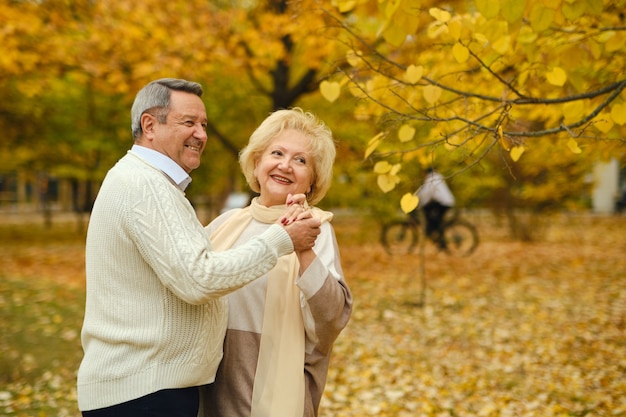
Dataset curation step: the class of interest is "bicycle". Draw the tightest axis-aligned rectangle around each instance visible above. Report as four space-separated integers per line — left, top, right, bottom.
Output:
381 209 479 256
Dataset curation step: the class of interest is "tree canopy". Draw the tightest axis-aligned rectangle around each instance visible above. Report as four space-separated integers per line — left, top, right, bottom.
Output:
1 0 624 222
321 0 626 213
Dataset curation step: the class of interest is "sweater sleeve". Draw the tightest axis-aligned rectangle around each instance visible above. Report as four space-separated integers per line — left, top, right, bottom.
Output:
127 167 293 305
296 222 352 356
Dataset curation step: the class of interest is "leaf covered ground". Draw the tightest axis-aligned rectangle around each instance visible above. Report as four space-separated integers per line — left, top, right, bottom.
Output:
0 212 625 416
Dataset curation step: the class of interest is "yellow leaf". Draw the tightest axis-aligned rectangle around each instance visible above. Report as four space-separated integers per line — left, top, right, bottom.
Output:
597 31 615 43
398 124 415 142
492 35 511 55
610 103 626 125
585 0 603 15
567 138 582 154
530 4 555 32
498 126 510 151
473 32 489 44
373 160 392 174
429 7 451 23
452 42 469 63
475 0 500 18
383 0 401 18
400 193 419 213
448 135 464 146
346 50 362 67
320 80 341 102
605 32 625 53
365 132 384 159
563 100 584 124
594 114 614 133
427 21 448 39
562 0 587 20
377 174 398 193
389 163 402 175
423 85 442 104
546 67 567 87
510 145 525 162
588 39 602 59
501 0 525 23
447 18 462 40
382 22 408 47
404 65 423 84
517 26 538 44
380 0 420 47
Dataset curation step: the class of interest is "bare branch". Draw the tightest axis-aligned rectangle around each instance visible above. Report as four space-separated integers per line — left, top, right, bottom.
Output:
505 79 626 138
464 46 529 99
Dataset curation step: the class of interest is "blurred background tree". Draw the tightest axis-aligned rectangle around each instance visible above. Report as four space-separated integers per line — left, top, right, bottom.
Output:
0 0 624 238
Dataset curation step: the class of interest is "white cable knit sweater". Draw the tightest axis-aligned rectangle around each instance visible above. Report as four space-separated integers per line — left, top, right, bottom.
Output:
77 152 293 411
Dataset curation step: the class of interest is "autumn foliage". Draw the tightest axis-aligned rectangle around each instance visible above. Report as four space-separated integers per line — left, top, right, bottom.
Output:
0 1 624 414
1 0 624 219
322 0 626 212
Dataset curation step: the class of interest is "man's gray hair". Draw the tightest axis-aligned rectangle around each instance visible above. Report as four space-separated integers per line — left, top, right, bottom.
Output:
131 78 204 140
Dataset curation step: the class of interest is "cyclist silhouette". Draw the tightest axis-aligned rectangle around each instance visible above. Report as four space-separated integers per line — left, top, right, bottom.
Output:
413 167 455 248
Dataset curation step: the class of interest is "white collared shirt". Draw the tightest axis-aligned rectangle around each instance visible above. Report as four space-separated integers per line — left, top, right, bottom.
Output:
130 145 192 191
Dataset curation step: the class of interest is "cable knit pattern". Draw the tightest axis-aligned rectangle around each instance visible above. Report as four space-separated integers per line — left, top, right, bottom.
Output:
77 152 293 411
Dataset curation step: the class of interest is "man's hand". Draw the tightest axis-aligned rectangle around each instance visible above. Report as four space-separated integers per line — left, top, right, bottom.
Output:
284 218 321 252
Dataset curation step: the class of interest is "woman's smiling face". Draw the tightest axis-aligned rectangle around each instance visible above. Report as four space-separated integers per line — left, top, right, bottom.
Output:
254 129 314 207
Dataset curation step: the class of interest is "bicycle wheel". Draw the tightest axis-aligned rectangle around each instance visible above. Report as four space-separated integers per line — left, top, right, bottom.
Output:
442 220 479 256
381 220 418 255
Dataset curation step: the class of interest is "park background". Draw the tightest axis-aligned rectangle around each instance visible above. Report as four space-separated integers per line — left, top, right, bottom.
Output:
1 0 625 416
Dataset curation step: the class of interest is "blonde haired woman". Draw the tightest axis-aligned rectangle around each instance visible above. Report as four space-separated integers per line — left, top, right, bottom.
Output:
202 108 352 417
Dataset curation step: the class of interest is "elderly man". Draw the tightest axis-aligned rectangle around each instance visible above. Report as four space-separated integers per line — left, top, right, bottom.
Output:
77 78 320 417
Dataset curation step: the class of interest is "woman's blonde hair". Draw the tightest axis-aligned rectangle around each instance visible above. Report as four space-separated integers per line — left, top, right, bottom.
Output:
240 108 336 206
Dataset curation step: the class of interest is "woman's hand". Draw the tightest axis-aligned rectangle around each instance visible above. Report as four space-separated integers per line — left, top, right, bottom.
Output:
286 193 307 206
279 193 311 225
279 194 320 264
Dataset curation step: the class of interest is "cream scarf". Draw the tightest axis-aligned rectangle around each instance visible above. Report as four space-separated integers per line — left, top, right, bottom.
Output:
210 197 332 417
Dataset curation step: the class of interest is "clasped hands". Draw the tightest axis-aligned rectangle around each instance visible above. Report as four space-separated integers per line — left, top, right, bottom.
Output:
278 193 321 252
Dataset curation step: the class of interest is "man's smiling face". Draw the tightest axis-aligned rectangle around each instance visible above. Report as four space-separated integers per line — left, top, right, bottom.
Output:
148 90 208 173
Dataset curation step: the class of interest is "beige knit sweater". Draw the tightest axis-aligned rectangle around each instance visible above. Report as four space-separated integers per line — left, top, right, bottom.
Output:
77 152 293 411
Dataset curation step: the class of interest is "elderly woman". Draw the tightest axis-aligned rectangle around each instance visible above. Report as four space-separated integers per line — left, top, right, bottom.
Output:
201 108 352 417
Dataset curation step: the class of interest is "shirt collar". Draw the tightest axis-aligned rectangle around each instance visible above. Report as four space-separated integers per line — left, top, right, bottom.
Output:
130 145 192 191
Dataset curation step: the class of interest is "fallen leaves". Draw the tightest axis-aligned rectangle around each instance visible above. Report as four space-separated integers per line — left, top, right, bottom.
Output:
325 212 626 416
0 212 625 416
0 272 83 417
